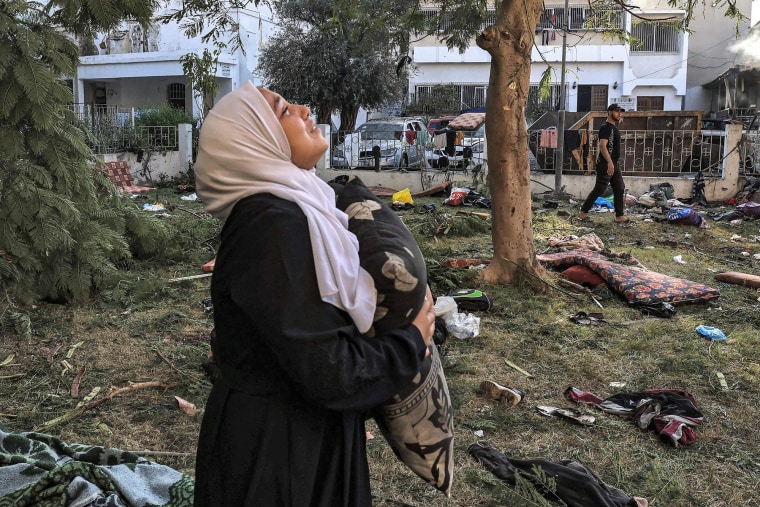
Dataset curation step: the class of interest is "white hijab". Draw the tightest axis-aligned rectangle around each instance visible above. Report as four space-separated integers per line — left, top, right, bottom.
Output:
195 80 376 333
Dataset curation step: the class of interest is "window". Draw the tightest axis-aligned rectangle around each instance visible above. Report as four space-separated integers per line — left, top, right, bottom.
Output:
419 10 496 34
538 6 623 31
168 83 186 110
411 83 487 113
631 20 681 53
637 96 665 111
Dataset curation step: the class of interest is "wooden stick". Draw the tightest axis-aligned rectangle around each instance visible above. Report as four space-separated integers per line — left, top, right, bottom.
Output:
504 359 533 378
34 382 177 432
126 450 196 458
168 273 212 282
83 381 178 411
0 373 25 380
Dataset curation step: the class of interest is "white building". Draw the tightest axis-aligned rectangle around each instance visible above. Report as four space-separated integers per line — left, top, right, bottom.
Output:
410 1 693 117
70 1 277 120
684 0 758 119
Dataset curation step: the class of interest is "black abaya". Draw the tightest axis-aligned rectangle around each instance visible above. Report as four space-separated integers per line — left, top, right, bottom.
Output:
194 194 428 507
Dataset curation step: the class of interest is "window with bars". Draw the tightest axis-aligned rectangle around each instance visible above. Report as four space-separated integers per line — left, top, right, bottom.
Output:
167 83 186 110
630 20 681 52
419 10 496 33
412 84 488 113
538 6 624 31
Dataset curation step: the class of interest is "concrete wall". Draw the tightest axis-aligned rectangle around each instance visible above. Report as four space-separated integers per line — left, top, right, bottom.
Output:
99 124 194 184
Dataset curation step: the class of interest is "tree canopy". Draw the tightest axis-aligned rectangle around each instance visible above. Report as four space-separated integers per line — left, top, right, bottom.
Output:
256 0 413 131
0 0 168 305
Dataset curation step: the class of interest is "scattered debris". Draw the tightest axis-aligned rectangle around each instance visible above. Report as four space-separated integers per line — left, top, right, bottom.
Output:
537 405 595 425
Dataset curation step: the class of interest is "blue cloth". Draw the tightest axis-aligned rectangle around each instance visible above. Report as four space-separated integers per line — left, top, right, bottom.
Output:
695 325 727 341
594 197 614 209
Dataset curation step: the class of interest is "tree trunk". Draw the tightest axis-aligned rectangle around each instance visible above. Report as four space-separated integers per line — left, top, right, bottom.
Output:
316 105 333 126
339 104 360 133
476 0 547 289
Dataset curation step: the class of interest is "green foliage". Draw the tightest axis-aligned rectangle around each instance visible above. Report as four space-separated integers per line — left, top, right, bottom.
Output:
180 48 220 119
256 0 413 130
405 84 461 116
155 0 260 53
45 0 157 39
134 105 196 127
0 0 170 304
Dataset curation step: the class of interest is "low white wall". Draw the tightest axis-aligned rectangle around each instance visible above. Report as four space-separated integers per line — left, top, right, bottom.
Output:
318 160 742 203
98 123 194 184
100 150 189 184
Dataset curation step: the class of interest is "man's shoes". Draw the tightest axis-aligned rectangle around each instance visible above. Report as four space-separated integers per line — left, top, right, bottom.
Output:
480 380 523 406
614 216 630 223
578 212 594 223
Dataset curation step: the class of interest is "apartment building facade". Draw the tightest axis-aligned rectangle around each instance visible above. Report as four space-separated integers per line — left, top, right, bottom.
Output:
408 0 757 119
69 1 277 120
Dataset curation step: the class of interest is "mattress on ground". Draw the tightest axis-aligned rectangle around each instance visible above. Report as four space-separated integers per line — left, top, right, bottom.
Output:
537 249 720 304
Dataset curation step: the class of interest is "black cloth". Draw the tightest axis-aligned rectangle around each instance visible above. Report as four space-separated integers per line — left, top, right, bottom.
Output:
194 194 428 507
468 442 644 507
581 121 625 217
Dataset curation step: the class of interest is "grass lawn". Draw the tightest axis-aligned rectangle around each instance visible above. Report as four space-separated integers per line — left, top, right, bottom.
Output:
2 183 759 506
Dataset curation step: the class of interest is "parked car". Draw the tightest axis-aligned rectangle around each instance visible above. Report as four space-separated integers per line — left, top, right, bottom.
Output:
331 117 427 170
427 117 455 136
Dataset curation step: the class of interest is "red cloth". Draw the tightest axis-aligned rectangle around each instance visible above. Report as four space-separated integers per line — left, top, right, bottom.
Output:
562 265 606 287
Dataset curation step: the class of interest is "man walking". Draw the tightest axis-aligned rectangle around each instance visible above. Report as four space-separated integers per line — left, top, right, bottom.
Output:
579 103 628 223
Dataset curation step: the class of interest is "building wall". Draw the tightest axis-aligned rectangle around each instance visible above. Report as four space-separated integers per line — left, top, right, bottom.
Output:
410 5 689 114
74 0 277 118
683 0 753 113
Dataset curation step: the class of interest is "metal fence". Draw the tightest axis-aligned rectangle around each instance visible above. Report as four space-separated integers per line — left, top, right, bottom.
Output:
65 104 178 154
529 129 733 176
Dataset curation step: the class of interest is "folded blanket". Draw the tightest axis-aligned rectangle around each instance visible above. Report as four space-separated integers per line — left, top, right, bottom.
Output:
538 249 719 305
0 423 194 507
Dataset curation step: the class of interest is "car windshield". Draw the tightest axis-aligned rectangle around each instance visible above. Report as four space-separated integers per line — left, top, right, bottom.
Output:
356 122 401 141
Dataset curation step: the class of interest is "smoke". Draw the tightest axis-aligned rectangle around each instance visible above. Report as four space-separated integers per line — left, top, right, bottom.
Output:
729 29 760 66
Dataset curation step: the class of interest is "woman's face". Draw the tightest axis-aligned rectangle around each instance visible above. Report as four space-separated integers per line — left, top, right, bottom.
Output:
259 88 329 169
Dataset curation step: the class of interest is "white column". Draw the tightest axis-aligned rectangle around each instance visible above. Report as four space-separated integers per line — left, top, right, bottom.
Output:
178 123 193 172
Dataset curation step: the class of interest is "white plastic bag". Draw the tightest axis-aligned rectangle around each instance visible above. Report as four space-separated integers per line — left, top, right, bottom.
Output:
446 312 480 340
434 296 457 319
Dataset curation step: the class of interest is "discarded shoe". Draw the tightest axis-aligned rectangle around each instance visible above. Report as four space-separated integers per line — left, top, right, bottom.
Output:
537 405 595 425
480 381 523 406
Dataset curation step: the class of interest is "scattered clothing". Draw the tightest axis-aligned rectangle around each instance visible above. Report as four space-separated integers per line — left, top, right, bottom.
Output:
468 441 648 507
548 233 605 251
565 387 704 446
0 423 194 507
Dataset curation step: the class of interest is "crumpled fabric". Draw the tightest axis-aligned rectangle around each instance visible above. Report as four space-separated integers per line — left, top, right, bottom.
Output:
468 441 648 507
549 233 605 251
564 387 703 446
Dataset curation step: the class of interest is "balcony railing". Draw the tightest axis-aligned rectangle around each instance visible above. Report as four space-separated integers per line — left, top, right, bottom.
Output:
529 129 740 176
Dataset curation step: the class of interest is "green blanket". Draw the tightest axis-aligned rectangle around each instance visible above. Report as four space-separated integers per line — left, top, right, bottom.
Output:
0 423 194 506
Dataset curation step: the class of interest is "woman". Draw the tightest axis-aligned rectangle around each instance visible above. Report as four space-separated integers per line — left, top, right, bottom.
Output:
193 81 436 507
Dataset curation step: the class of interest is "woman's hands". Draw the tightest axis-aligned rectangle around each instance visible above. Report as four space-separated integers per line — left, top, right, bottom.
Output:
411 286 436 354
